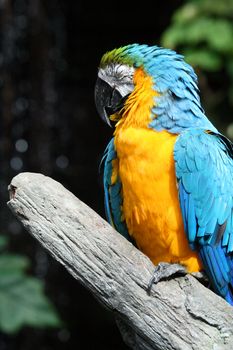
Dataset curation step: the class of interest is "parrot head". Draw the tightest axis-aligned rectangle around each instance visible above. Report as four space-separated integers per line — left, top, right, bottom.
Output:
95 44 216 133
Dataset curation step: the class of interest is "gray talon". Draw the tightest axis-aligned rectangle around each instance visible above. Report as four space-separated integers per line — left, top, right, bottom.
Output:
147 262 187 295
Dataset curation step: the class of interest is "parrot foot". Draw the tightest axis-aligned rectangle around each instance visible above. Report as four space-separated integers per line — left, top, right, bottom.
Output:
147 262 187 295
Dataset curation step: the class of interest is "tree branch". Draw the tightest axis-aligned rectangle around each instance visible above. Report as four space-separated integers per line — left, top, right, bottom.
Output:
7 172 233 350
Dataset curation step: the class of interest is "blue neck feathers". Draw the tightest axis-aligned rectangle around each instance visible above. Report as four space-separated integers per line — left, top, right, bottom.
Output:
136 47 217 134
149 88 217 134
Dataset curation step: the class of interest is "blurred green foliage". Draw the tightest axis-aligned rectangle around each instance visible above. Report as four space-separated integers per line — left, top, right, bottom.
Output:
161 0 233 138
161 0 233 72
0 235 61 334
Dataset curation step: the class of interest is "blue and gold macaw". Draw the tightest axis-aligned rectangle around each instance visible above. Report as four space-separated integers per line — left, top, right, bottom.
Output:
95 44 233 305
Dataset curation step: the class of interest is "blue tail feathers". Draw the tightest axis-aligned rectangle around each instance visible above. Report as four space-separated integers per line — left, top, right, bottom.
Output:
199 244 233 305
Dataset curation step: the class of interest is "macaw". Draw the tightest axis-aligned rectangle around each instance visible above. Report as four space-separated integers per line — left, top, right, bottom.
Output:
94 44 233 305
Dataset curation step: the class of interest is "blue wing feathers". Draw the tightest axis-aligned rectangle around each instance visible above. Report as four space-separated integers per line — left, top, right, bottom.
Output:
223 217 231 247
185 155 196 173
102 139 132 242
175 129 233 304
178 182 187 226
228 232 233 253
199 245 229 297
187 194 197 243
194 151 205 171
214 246 230 282
104 187 112 224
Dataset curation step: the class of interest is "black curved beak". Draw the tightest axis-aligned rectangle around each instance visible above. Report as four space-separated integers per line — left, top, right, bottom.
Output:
95 77 126 127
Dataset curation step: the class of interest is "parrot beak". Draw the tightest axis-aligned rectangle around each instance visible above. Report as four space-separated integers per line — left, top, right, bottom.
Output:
95 77 126 127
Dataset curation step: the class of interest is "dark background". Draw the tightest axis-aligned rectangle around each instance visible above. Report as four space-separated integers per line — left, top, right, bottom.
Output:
1 0 231 349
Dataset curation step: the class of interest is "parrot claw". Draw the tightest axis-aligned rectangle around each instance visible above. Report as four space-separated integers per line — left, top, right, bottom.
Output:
147 262 187 295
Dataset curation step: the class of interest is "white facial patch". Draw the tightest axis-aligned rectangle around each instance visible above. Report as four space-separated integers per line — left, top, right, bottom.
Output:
98 63 135 97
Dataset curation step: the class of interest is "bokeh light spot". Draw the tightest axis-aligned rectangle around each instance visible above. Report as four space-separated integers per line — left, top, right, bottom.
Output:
56 155 69 169
15 139 28 153
10 157 23 170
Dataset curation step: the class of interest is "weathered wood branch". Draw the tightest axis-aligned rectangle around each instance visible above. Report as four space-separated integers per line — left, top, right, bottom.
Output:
7 172 233 350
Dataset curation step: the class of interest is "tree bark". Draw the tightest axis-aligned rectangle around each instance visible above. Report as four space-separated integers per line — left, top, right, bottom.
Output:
7 172 233 350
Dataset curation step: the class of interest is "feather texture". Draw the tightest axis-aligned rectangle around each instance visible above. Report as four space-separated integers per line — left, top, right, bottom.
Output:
175 129 233 303
102 139 132 241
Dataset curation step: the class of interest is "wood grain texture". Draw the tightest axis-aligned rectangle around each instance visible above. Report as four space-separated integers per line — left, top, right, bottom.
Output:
7 172 233 350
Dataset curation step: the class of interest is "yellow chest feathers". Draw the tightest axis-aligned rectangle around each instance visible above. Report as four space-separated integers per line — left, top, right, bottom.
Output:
113 128 202 272
114 127 179 229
